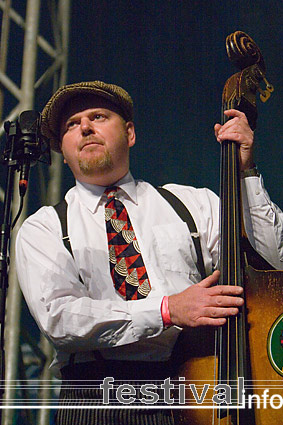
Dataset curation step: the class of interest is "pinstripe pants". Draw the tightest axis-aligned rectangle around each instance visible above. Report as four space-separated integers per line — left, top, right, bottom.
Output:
55 360 177 425
55 383 175 425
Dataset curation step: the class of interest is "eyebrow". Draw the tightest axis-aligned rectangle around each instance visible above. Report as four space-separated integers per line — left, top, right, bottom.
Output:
68 108 110 121
66 115 79 123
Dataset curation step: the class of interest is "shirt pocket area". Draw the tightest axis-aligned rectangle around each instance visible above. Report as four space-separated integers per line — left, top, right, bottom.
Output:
152 221 199 276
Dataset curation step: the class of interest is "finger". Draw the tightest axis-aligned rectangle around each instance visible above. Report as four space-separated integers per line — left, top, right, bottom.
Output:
214 124 223 141
219 120 241 134
218 118 248 138
198 270 220 288
214 123 222 134
208 294 244 307
208 284 243 296
219 111 250 135
215 121 242 142
196 317 227 327
218 131 253 151
204 306 240 318
192 307 240 327
220 119 251 135
223 109 246 119
217 128 241 143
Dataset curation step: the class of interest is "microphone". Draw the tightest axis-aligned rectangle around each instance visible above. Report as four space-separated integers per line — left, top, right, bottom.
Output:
2 111 50 230
17 111 42 197
3 110 50 197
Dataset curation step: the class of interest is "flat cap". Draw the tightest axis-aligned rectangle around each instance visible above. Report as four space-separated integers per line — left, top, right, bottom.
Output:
41 80 133 153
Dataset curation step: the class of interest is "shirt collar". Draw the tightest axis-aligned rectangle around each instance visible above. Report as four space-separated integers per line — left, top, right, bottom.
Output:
75 171 138 213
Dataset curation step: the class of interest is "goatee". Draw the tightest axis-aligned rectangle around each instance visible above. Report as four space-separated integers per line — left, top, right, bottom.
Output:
78 149 113 176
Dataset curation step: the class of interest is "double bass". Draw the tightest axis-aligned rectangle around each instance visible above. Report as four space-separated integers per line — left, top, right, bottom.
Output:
173 31 283 425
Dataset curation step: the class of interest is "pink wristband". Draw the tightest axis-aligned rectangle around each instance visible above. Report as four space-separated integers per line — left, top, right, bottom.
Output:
161 296 173 327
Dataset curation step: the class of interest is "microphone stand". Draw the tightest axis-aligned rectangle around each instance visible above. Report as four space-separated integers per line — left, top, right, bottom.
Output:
0 121 20 421
0 112 50 422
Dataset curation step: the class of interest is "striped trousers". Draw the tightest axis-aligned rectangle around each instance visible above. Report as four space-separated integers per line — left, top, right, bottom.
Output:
55 391 174 425
55 360 177 425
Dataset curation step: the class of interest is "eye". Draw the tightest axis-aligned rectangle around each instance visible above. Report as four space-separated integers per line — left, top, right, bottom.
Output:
66 120 78 129
93 113 106 121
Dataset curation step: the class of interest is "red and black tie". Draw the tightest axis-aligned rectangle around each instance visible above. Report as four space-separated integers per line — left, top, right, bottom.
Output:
105 186 151 300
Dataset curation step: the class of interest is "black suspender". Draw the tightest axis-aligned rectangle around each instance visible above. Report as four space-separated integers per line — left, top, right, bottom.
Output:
156 187 206 279
53 200 83 285
53 188 206 282
53 199 72 255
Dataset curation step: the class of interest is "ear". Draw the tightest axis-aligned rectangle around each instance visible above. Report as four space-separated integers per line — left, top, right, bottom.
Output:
126 122 136 148
61 145 67 163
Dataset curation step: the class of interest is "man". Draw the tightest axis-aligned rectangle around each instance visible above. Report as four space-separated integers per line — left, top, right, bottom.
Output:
16 81 282 424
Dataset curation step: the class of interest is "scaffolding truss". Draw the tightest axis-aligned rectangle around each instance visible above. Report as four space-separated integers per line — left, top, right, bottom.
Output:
0 1 71 424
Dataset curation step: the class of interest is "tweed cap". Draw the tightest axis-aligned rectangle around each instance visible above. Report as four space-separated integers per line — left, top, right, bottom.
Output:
41 80 133 152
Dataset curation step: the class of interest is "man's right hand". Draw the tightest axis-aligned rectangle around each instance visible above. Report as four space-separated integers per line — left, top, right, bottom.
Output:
168 270 244 328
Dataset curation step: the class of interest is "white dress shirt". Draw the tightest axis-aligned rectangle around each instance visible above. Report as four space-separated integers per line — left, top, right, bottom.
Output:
15 172 283 376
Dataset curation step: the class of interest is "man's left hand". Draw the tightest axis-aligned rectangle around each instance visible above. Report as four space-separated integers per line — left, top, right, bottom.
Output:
214 109 254 171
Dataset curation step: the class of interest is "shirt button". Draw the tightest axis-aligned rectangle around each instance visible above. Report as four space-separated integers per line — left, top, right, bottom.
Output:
255 190 260 195
146 329 154 336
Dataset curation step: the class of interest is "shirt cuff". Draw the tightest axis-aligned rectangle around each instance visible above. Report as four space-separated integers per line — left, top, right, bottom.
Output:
128 296 164 340
241 175 272 208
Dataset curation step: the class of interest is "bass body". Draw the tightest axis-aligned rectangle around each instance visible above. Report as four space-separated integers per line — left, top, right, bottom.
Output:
173 31 282 425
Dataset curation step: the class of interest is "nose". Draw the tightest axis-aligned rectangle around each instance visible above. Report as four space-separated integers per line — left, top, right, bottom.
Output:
80 117 94 135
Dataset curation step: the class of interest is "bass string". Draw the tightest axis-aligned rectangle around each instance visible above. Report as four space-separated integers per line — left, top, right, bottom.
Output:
218 96 243 424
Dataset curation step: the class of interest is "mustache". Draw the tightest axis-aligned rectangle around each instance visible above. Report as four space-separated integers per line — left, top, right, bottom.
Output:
79 136 104 150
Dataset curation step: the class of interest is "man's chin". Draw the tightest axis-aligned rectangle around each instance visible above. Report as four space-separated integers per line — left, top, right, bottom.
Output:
78 154 113 176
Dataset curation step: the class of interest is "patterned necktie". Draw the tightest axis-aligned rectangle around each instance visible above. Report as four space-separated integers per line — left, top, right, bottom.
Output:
104 186 151 300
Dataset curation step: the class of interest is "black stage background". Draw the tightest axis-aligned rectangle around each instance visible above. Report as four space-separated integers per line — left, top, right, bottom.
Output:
1 0 282 209
64 0 283 205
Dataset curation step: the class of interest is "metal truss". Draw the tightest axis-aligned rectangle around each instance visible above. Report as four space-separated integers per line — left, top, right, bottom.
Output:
0 1 71 423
